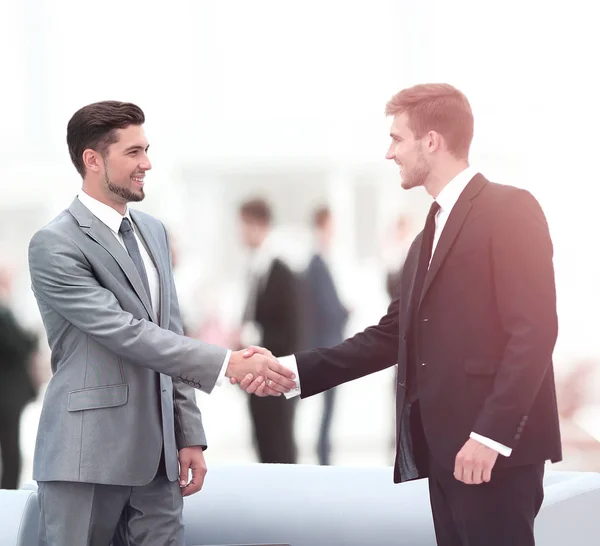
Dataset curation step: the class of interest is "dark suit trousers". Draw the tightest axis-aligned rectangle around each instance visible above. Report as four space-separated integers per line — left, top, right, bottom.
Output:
411 404 545 546
249 395 297 464
0 402 23 489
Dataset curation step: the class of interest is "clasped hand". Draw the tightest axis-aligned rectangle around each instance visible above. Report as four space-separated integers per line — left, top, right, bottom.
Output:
226 346 294 396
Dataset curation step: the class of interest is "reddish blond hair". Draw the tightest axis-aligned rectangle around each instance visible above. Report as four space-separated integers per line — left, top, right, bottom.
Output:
385 83 474 159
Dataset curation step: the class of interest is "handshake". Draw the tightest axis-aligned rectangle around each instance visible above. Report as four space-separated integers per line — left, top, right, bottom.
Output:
225 346 295 397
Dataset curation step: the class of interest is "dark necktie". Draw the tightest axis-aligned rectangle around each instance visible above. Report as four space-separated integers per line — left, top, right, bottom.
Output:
411 201 440 308
119 217 151 301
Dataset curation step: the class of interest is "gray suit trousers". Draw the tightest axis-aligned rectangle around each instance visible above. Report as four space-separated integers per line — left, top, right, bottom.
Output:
38 476 184 546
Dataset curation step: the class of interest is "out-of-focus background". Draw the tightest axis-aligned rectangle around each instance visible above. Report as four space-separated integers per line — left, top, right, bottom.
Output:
1 0 599 488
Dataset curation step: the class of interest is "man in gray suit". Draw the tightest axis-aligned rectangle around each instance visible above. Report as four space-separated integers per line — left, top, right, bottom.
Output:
28 100 294 546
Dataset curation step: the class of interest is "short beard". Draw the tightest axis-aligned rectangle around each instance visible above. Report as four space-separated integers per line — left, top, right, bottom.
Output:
105 172 144 203
401 145 430 190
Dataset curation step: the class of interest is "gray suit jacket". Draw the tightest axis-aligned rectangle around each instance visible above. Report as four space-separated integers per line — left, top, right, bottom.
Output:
28 198 227 486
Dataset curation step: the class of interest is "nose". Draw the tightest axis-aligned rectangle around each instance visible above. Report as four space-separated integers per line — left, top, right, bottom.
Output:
385 144 395 160
140 152 152 171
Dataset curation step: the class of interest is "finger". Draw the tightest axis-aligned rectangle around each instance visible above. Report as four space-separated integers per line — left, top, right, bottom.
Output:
181 468 206 497
267 359 296 380
471 464 484 485
454 457 463 483
229 377 238 385
258 382 281 397
238 373 255 390
482 462 493 483
179 460 190 488
244 345 275 359
264 371 296 393
254 383 268 397
461 459 475 485
245 376 264 394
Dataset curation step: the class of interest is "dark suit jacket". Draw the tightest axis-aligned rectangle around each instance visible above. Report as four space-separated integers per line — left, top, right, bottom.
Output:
302 254 348 350
0 305 37 410
294 174 562 482
254 259 301 356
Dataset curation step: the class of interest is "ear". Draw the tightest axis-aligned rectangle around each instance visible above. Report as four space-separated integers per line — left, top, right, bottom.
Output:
82 149 103 174
424 130 443 153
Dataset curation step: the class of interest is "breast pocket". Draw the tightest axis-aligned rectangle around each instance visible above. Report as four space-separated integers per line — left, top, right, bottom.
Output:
67 383 129 411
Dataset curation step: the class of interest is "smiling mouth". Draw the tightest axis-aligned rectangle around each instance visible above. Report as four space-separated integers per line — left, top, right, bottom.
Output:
131 176 144 185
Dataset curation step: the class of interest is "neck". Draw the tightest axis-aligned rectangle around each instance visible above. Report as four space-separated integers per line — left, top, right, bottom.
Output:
82 181 127 215
424 160 470 199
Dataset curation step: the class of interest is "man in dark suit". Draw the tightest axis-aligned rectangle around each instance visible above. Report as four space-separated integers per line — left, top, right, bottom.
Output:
0 267 38 490
238 83 561 546
239 199 301 463
302 206 349 465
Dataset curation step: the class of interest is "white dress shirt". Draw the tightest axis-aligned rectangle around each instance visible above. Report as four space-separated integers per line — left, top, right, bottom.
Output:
281 167 512 457
77 191 230 384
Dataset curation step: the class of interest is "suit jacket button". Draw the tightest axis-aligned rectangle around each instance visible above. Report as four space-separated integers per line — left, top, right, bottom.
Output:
517 426 524 433
514 433 521 440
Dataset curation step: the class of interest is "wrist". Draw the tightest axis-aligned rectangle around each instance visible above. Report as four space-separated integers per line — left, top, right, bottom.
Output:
226 350 243 378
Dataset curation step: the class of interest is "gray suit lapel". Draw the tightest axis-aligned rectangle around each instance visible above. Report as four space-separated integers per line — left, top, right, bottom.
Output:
68 198 156 322
130 210 170 329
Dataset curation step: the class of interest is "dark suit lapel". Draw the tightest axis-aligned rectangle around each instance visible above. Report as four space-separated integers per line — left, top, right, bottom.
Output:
130 210 170 328
401 236 423 337
419 174 487 307
68 198 156 322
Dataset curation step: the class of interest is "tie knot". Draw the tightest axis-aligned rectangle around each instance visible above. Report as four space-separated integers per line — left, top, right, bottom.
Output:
427 201 441 222
119 217 133 235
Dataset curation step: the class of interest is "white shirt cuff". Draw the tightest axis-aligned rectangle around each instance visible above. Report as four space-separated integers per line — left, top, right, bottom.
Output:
470 432 512 457
215 350 231 387
278 355 301 399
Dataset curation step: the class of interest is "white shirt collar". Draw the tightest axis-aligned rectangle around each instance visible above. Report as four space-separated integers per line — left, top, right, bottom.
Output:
435 166 478 214
78 191 131 235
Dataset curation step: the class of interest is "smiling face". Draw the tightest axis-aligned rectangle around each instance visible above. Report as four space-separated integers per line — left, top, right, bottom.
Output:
102 125 151 204
82 124 151 213
385 111 431 190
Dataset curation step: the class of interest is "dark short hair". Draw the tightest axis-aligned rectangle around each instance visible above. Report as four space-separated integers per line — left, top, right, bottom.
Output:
67 101 145 177
239 198 272 225
313 206 331 228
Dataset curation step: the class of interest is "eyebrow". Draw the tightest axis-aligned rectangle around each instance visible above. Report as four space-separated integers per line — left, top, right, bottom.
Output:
124 144 150 153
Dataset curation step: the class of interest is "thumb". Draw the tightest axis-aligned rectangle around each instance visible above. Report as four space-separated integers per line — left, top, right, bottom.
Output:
243 347 256 358
179 458 190 486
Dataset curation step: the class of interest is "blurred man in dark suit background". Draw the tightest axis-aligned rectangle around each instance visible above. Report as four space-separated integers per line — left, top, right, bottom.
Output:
239 199 301 463
0 265 38 489
302 206 348 465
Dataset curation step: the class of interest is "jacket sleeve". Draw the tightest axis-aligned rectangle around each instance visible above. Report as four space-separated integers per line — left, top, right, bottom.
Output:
471 189 558 447
28 227 227 394
296 294 401 398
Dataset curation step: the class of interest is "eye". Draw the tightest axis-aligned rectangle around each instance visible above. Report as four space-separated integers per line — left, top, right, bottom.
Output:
128 150 138 156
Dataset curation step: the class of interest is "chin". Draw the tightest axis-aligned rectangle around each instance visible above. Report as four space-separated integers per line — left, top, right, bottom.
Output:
401 179 419 190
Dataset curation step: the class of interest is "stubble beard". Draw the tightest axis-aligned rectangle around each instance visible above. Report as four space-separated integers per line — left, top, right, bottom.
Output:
105 172 144 203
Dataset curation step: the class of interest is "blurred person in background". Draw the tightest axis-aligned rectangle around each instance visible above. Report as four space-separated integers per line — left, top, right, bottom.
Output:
241 83 561 546
27 101 294 546
238 198 301 463
302 206 349 465
0 265 38 489
384 214 413 300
